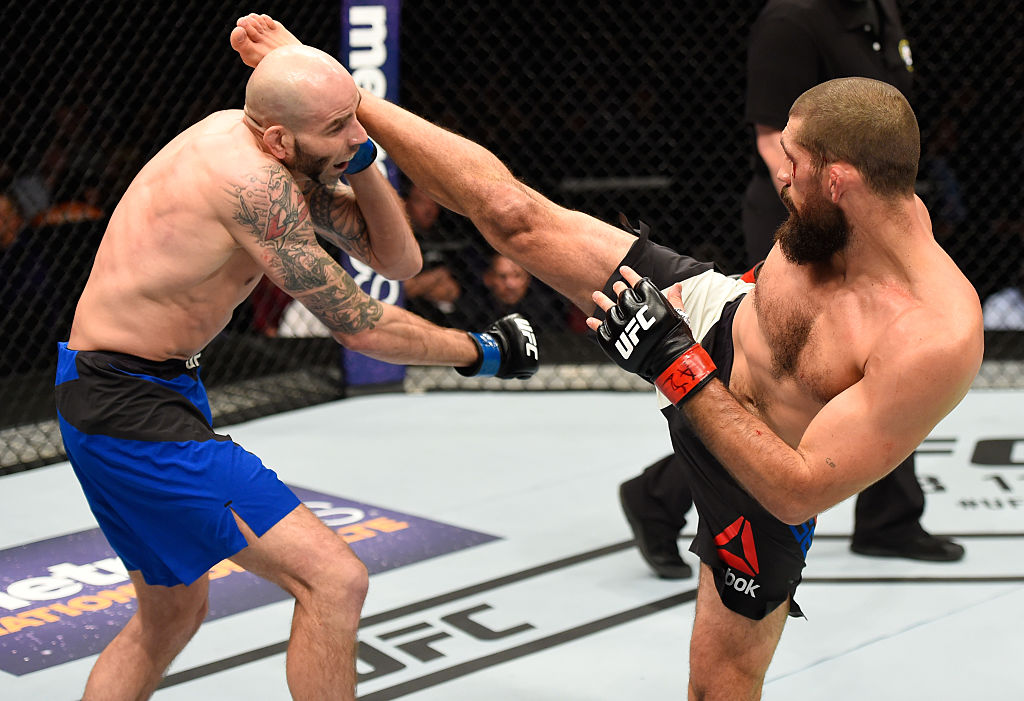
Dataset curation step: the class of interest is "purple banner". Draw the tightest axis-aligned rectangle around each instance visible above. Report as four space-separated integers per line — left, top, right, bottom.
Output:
340 0 401 186
0 484 497 676
339 0 407 386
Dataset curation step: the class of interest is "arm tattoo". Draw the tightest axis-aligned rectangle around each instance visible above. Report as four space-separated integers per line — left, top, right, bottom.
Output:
226 164 381 334
231 165 309 243
300 180 373 262
301 275 384 335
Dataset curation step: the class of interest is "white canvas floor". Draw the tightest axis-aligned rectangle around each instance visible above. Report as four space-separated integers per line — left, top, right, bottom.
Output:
1 389 1021 700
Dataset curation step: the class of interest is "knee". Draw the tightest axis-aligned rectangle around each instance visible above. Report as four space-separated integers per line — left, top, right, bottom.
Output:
476 180 546 243
688 659 764 701
340 558 369 605
303 556 369 613
140 592 209 640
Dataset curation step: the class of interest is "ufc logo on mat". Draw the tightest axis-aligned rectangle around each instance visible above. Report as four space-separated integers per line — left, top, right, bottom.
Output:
515 317 539 359
614 305 656 359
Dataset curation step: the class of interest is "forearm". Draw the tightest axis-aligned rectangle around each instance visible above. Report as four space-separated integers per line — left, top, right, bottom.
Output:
290 272 476 366
345 166 422 280
302 174 419 280
337 302 478 367
682 380 818 524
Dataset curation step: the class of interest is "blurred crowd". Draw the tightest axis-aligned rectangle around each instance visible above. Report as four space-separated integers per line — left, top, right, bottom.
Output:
2 8 1022 383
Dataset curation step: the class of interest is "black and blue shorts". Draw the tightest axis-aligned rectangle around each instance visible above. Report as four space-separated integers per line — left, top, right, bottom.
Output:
55 342 300 587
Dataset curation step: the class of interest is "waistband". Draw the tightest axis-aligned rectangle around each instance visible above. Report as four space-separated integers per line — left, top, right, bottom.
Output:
59 342 201 380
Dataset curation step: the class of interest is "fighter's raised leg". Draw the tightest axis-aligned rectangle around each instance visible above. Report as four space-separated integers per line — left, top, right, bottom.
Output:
357 92 635 312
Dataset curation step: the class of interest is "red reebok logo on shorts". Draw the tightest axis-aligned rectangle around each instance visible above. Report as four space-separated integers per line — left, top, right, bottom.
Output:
713 516 759 577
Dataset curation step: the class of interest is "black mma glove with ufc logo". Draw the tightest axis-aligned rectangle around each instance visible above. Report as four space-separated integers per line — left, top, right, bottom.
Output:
456 313 540 380
596 277 717 405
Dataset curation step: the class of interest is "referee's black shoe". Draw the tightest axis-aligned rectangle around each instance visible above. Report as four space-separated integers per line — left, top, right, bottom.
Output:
850 533 965 562
619 477 693 579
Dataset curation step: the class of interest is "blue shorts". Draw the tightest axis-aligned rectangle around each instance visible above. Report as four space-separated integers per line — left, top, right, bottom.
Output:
55 342 300 587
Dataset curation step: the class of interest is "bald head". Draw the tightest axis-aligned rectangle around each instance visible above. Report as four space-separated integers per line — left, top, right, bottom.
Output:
244 45 356 131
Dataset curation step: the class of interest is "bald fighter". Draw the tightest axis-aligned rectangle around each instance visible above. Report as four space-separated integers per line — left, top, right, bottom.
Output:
56 15 538 701
230 17 985 699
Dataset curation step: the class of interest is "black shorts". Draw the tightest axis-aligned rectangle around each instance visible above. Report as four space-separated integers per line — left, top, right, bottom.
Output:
607 221 816 620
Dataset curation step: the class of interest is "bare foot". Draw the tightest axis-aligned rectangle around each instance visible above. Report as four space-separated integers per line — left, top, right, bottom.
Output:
230 13 301 68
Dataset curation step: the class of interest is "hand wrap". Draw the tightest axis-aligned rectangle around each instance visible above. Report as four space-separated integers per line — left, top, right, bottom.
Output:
344 139 378 174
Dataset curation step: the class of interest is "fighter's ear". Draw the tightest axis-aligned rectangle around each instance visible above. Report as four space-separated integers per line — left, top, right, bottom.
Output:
262 125 293 160
826 162 859 203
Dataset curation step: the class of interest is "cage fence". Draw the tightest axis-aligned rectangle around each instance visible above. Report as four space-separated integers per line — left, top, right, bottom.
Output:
1 1 1020 473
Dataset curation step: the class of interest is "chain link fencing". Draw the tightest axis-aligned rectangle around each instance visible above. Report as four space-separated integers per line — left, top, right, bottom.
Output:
1 1 1021 472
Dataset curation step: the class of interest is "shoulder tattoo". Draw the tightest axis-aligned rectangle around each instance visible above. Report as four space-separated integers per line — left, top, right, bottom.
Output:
227 164 331 290
229 163 310 243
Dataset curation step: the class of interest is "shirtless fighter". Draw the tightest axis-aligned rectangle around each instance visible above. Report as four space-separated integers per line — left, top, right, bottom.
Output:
56 15 537 701
235 16 983 700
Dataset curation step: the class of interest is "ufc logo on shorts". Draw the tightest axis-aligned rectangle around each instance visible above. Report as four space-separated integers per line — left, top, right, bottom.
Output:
724 568 760 598
613 304 656 359
515 317 539 360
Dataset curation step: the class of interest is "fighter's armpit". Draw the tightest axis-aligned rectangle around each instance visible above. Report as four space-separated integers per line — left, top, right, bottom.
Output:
299 180 372 262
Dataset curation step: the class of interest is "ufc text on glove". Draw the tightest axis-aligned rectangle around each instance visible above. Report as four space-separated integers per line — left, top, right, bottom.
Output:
596 277 716 405
456 313 540 380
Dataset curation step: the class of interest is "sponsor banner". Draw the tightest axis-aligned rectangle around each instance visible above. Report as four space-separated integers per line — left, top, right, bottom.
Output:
340 0 400 185
338 0 405 387
0 485 496 676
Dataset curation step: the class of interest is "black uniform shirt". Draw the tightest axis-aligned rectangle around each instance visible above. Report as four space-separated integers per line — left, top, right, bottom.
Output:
746 0 914 133
740 0 917 264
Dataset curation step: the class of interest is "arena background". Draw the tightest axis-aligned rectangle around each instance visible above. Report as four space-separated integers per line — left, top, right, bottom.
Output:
1 1 1021 473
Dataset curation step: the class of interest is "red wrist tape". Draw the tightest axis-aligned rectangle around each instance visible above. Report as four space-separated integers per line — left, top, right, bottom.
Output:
654 345 717 405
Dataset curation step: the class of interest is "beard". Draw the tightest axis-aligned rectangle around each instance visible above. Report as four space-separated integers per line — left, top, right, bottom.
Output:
290 138 333 183
775 184 851 264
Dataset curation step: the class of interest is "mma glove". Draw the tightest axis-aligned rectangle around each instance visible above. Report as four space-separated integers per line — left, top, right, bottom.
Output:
456 313 539 380
343 139 378 174
595 277 717 405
